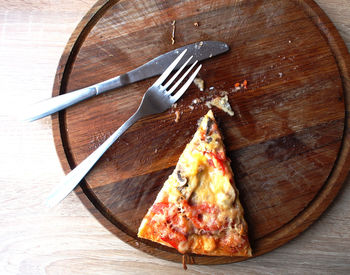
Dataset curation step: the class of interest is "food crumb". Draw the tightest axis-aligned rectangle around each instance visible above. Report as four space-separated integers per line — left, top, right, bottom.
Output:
195 41 204 49
278 72 283 78
209 86 215 90
171 20 176 45
233 79 248 90
206 95 234 116
205 101 212 109
193 22 199 27
193 77 204 91
233 80 248 91
175 110 181 122
192 98 200 104
188 105 194 110
219 91 228 96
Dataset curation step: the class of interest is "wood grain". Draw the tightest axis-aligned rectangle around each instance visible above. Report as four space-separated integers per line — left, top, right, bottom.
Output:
50 0 350 265
1 0 350 274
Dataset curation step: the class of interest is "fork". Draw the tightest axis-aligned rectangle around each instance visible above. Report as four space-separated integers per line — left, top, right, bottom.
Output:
44 49 201 207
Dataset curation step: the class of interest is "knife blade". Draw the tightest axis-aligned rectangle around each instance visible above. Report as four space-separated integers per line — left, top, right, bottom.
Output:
24 41 229 122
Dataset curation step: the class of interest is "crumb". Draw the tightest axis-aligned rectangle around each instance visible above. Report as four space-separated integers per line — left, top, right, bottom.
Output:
209 86 215 90
192 98 201 104
193 78 204 91
209 53 212 58
242 79 248 89
233 80 248 90
205 101 212 109
188 105 194 110
175 110 181 122
171 20 176 45
195 41 204 49
278 72 283 78
207 95 234 116
193 22 199 27
219 91 228 96
288 40 292 43
154 148 158 153
172 103 177 108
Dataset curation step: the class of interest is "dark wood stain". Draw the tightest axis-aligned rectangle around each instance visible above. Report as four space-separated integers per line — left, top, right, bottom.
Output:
52 0 350 265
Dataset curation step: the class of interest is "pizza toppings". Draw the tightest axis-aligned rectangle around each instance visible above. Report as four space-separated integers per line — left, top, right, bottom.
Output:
176 170 188 186
208 95 234 116
138 110 251 257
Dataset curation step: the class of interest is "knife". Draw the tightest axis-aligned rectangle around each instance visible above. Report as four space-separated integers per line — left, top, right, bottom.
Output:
24 41 229 122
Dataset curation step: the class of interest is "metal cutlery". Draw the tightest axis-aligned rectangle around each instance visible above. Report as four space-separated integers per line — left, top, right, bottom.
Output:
44 49 201 207
25 41 228 122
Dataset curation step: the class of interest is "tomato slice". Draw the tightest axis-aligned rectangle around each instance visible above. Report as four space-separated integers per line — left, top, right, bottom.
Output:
203 151 226 175
149 202 188 250
180 201 222 232
149 201 224 248
151 202 170 215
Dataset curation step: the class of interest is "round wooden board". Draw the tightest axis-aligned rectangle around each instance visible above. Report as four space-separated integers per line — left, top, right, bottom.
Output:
52 0 350 265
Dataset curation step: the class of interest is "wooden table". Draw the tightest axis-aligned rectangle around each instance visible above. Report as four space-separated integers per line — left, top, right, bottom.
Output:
1 0 349 274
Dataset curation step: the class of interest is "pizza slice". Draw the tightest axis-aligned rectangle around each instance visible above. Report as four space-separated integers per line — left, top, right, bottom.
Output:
138 110 252 257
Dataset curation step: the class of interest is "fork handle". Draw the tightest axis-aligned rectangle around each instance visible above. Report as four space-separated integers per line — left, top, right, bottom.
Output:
44 111 142 208
23 76 122 122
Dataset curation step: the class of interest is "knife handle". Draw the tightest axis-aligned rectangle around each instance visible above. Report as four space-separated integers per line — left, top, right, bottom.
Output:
23 75 122 122
23 86 97 121
44 110 142 208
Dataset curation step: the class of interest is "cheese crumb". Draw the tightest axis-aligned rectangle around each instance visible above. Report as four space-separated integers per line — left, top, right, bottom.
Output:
175 110 181 122
192 98 200 104
171 20 176 45
207 95 234 116
193 78 204 91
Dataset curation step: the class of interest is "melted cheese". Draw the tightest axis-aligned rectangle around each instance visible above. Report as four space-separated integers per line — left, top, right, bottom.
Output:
157 111 237 213
138 110 252 257
176 114 235 209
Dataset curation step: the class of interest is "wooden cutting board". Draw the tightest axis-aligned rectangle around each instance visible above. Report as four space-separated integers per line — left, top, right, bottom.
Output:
52 0 350 264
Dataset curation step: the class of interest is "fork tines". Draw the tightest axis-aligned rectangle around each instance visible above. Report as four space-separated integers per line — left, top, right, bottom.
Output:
154 49 202 102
